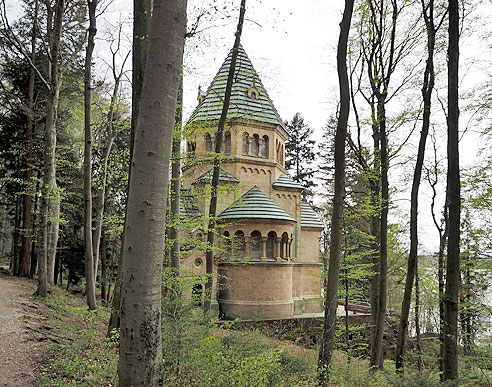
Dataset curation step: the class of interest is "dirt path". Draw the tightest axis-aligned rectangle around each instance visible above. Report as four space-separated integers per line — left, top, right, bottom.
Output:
0 269 50 386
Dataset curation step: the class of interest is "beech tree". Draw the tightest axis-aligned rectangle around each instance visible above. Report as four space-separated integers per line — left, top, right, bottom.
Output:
19 0 39 277
117 0 187 384
348 0 420 368
107 0 152 335
395 0 444 372
83 0 98 310
317 0 354 384
443 0 460 379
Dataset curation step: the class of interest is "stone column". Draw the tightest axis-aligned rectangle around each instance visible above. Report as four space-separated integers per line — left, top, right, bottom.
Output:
275 237 282 261
245 237 251 260
287 239 292 261
260 236 267 261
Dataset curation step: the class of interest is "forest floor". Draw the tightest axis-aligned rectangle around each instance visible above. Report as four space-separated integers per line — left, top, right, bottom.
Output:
0 267 51 386
1 269 488 386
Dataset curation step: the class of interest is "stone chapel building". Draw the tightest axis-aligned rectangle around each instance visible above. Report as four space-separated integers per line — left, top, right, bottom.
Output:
180 44 324 320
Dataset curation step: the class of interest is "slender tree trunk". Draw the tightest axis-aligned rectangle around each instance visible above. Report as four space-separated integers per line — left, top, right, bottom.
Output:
58 239 63 287
438 226 446 380
117 1 186 384
20 0 38 278
83 0 98 311
369 176 380 367
395 0 436 371
54 246 60 285
30 176 40 278
38 0 65 295
169 77 183 271
344 259 350 361
47 193 60 282
317 1 353 384
107 0 152 335
429 139 448 381
203 0 246 311
443 0 460 380
92 143 113 278
101 230 107 303
415 255 422 372
374 98 388 370
13 193 21 275
368 110 381 368
93 64 123 280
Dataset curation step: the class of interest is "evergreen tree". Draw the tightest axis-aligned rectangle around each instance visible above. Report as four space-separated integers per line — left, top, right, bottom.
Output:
317 117 336 196
284 113 315 189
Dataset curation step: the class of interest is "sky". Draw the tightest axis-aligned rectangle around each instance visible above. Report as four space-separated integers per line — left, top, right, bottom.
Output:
4 0 492 253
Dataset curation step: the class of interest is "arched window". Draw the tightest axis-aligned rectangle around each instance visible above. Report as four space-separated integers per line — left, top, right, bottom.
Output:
224 131 231 155
242 132 249 155
261 135 269 158
266 231 277 261
251 231 261 260
187 141 196 155
234 230 246 257
192 284 203 307
251 134 259 156
205 133 213 152
281 232 289 260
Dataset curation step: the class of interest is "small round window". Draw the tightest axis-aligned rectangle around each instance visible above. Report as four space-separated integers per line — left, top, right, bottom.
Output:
194 258 203 267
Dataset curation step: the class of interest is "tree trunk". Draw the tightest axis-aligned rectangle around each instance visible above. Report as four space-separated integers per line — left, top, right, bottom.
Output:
443 0 460 381
101 230 107 303
107 0 152 336
317 1 353 384
30 175 40 278
93 62 122 281
395 0 436 372
369 173 380 368
415 255 422 372
13 193 21 275
38 0 65 295
47 200 60 282
169 77 183 271
373 98 388 370
19 0 38 278
203 0 246 311
117 1 186 385
438 224 446 380
83 0 98 311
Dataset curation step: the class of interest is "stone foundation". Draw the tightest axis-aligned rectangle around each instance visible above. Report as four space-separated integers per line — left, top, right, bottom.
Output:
218 261 322 320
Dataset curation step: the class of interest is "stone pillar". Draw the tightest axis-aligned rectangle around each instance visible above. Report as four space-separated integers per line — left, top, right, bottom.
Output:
245 237 251 260
275 237 282 261
287 239 292 261
260 236 267 261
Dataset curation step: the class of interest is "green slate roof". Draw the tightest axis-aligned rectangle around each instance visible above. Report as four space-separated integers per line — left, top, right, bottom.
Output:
272 175 304 190
194 168 240 184
218 186 296 222
179 189 200 219
187 44 286 130
300 201 324 228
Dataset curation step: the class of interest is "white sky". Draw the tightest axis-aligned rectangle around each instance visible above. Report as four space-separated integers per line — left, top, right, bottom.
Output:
4 0 492 253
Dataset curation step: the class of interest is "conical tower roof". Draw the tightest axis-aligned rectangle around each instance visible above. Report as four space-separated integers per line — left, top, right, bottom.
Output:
217 186 295 222
187 45 286 129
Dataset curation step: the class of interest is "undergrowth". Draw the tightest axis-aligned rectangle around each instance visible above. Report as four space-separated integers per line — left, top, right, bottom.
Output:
36 276 492 386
